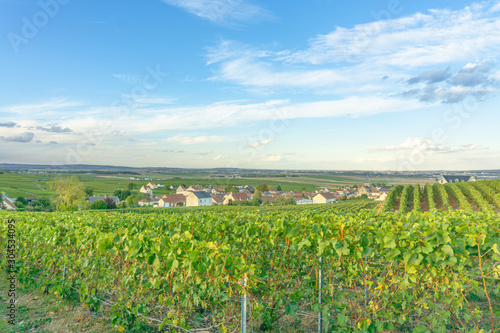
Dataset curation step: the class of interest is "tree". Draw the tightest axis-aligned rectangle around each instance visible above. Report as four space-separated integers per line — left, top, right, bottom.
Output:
257 183 269 192
90 199 108 210
104 197 117 209
14 201 25 209
114 189 131 201
224 185 238 193
120 190 131 201
84 186 94 198
125 194 144 207
273 197 296 206
50 176 86 211
127 182 136 191
15 196 28 206
33 196 52 211
253 190 262 201
276 185 282 191
117 201 129 209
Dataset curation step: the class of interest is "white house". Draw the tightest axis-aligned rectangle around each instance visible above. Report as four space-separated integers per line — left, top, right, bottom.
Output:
375 193 388 201
159 194 186 207
1 196 17 210
437 174 477 184
140 186 153 195
186 191 212 207
313 192 336 204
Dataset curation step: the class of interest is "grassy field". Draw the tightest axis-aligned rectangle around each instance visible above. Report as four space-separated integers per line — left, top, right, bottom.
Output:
0 170 433 199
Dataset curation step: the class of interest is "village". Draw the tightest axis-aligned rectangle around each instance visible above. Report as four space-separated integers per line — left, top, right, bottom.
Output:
90 176 391 208
0 174 479 211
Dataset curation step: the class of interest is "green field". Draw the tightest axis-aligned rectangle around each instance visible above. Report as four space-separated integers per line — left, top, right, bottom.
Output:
0 170 432 199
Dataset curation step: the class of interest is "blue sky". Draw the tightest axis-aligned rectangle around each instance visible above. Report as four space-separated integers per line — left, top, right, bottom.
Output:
1 0 499 170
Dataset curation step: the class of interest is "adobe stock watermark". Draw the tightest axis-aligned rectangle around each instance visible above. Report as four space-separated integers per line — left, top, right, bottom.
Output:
8 0 70 54
63 65 168 165
344 0 403 59
223 108 291 177
398 98 480 172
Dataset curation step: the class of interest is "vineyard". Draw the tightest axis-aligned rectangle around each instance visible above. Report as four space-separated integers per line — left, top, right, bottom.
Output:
1 198 500 332
382 179 500 214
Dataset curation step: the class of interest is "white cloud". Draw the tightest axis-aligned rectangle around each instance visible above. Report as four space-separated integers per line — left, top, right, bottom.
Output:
213 154 224 160
368 137 484 154
0 96 425 150
165 135 231 144
249 138 278 148
262 153 283 162
1 98 81 117
284 3 500 68
161 0 272 25
131 96 177 105
207 2 500 95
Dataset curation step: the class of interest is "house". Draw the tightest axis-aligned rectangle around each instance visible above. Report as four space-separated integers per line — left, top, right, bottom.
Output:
375 192 388 201
159 194 186 207
313 192 337 204
187 185 203 192
437 174 477 184
139 196 161 207
186 191 213 207
138 198 152 207
211 194 224 205
149 196 161 207
140 185 153 195
1 196 17 210
223 192 253 205
176 185 187 193
261 195 279 204
147 182 158 189
26 197 36 204
88 195 120 205
357 186 371 197
212 188 226 195
293 195 313 205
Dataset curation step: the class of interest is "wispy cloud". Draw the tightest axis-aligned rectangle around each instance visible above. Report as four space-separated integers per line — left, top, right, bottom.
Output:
213 154 224 160
1 98 81 117
0 122 16 128
262 153 283 162
206 2 500 100
165 135 231 144
249 138 278 148
283 2 500 67
161 0 273 25
368 137 484 154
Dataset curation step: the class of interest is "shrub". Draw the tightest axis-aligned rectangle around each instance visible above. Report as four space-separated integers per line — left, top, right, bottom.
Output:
90 199 108 210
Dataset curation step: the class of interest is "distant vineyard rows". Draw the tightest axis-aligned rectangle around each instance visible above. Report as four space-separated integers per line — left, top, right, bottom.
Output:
382 179 500 214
